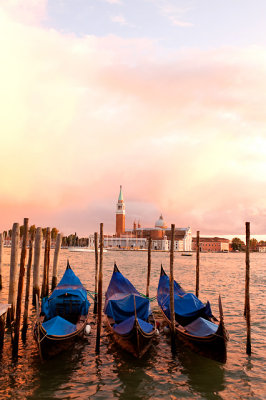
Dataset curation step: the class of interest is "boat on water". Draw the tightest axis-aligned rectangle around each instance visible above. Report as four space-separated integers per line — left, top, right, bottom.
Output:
181 253 193 256
104 264 157 358
68 247 107 253
34 261 91 359
157 266 228 362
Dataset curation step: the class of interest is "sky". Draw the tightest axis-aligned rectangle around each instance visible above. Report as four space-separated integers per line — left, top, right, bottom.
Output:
0 0 266 237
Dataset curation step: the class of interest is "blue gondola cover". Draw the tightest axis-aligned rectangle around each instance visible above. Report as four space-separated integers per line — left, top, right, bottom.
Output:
104 267 151 324
41 265 90 322
157 272 206 319
42 316 76 336
113 315 154 335
184 317 218 337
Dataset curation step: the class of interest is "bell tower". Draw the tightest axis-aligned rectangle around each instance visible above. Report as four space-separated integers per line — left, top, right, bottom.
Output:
116 185 125 237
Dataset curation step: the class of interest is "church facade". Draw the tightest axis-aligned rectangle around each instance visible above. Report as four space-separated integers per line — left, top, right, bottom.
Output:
103 186 192 251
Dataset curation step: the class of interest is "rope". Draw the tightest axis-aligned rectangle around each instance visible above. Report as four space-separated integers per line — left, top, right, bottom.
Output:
139 293 157 302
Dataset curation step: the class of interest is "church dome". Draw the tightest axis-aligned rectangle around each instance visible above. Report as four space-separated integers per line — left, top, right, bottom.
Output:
155 214 167 229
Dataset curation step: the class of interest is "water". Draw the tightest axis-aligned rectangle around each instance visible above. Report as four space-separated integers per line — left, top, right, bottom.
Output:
0 249 265 399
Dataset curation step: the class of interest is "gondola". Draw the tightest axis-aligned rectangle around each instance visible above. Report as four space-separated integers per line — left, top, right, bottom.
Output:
34 261 90 359
157 266 228 362
104 264 157 358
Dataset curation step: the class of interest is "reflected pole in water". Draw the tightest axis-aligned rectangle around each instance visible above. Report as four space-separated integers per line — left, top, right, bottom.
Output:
13 218 29 354
146 236 152 298
22 228 35 340
196 231 200 298
170 224 176 354
93 232 99 314
244 221 251 355
0 233 3 290
96 223 103 353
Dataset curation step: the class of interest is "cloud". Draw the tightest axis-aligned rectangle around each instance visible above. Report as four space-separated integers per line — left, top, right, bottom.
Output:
104 0 122 4
110 14 135 27
0 5 266 235
155 1 194 27
0 0 47 24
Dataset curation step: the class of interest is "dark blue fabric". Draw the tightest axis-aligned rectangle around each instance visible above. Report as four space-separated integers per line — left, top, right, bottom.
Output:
41 266 90 320
42 316 76 336
104 269 151 323
105 294 150 322
157 273 205 319
113 315 154 335
184 317 218 337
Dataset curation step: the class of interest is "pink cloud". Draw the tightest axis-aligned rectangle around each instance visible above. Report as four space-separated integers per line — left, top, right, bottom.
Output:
0 8 266 236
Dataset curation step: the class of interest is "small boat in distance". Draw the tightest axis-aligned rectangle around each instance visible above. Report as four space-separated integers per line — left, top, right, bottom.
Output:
181 252 193 256
34 261 91 359
104 264 157 358
157 266 228 362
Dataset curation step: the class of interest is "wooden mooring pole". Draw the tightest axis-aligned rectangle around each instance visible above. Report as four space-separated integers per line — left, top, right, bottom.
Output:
7 223 20 324
196 231 200 298
0 233 3 290
245 222 251 355
32 227 43 305
170 224 176 353
146 236 152 298
22 229 35 339
93 232 99 314
52 233 62 290
96 223 103 353
13 218 29 353
41 228 50 298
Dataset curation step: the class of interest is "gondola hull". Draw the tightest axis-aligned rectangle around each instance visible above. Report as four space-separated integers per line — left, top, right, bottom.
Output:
34 317 88 359
104 264 157 358
157 266 228 362
160 309 227 363
105 315 156 358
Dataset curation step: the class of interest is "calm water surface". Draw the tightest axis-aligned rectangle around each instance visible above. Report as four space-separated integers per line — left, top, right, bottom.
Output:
0 249 265 399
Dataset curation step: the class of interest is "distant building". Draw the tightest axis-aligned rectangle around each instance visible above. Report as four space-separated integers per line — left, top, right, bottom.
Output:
106 186 192 251
192 237 229 252
258 244 266 252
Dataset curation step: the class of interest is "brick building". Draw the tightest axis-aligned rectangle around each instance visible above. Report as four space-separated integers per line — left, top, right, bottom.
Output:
192 237 229 252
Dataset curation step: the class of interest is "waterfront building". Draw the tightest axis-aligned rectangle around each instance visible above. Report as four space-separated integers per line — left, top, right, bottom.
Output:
192 237 229 252
104 186 192 251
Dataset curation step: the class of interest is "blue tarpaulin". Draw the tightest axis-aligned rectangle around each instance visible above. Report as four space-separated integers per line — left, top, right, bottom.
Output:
157 273 205 319
41 263 90 325
104 266 151 325
42 316 76 336
113 315 154 335
184 317 218 337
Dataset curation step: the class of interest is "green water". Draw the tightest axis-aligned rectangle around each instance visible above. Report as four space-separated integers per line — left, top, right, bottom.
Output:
0 249 265 399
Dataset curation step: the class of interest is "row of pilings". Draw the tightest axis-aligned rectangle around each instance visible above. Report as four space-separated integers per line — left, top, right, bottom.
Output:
0 219 62 356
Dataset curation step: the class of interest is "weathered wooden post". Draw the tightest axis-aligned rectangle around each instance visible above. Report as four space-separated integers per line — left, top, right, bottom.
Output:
22 229 35 339
93 232 99 314
7 223 20 323
146 236 152 298
96 223 103 353
245 222 251 355
13 218 29 353
0 233 3 290
41 228 50 298
196 231 200 298
32 227 43 305
170 224 176 353
52 233 62 290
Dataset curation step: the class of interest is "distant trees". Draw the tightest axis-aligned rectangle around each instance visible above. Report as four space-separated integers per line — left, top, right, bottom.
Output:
231 237 260 251
231 237 245 251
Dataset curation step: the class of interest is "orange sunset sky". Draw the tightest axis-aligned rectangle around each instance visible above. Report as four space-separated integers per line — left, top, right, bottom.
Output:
1 0 266 237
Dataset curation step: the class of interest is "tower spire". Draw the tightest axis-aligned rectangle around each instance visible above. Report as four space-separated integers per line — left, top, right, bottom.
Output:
116 185 125 237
